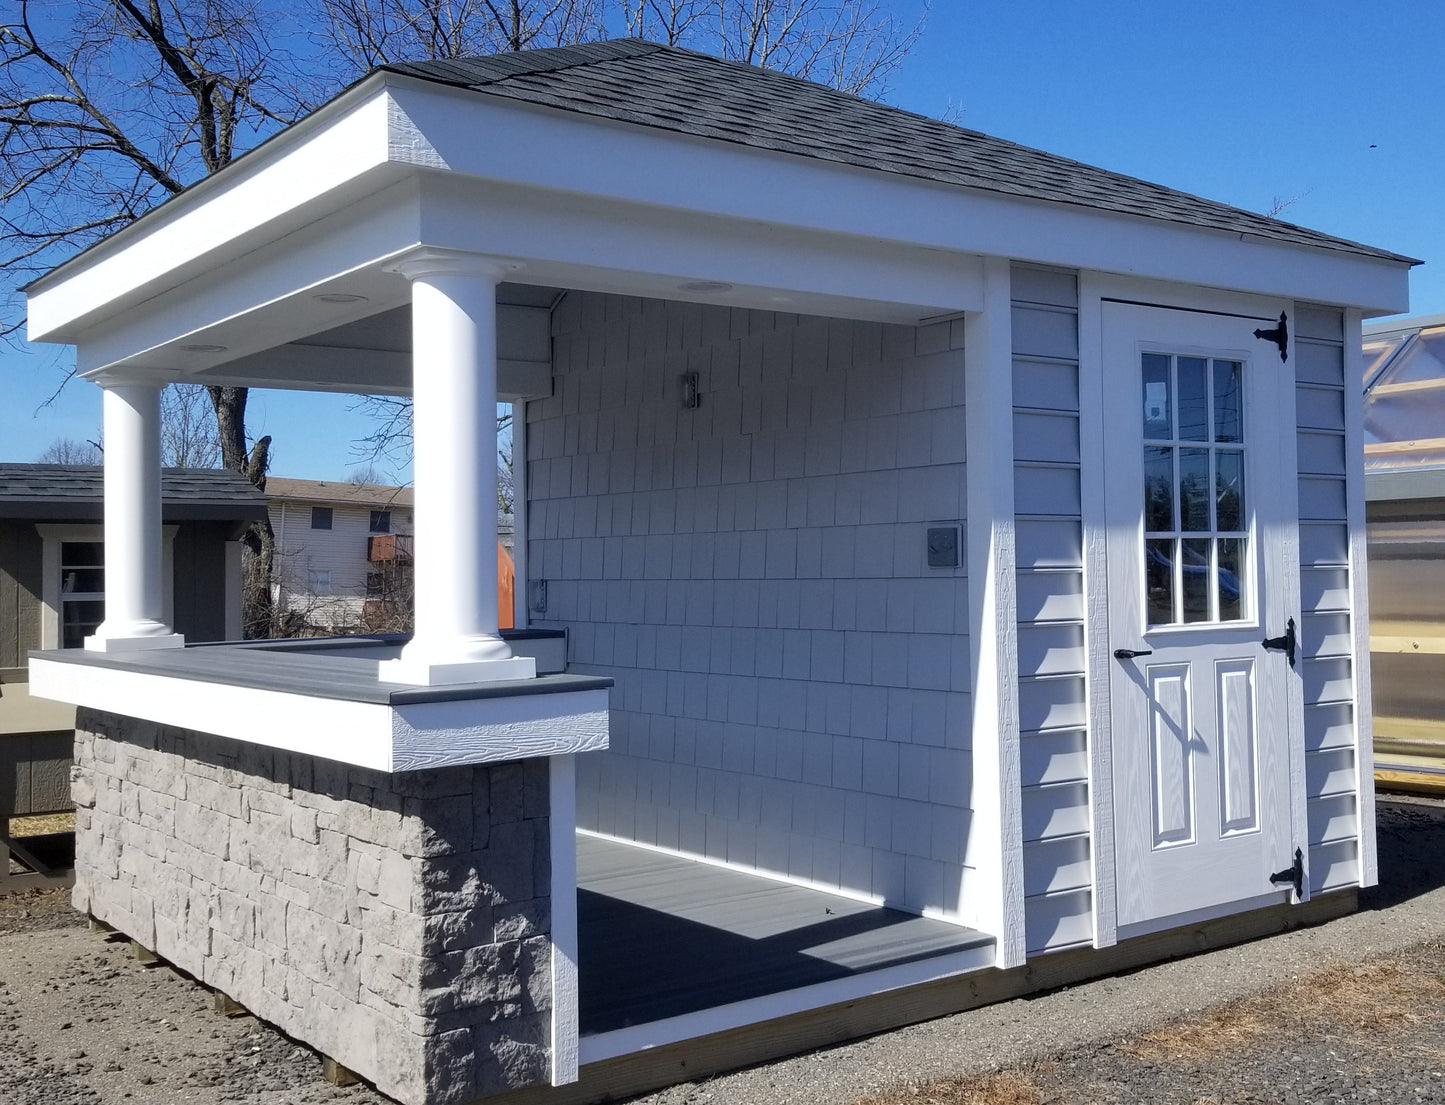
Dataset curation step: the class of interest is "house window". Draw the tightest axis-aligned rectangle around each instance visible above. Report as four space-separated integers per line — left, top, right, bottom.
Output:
311 507 333 530
308 569 333 595
369 510 391 534
60 541 105 648
366 571 385 597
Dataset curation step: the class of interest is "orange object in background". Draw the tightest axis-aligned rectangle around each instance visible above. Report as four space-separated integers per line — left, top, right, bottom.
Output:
498 541 515 630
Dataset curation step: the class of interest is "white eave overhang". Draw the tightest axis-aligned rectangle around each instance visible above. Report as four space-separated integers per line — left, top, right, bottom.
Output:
25 69 1413 393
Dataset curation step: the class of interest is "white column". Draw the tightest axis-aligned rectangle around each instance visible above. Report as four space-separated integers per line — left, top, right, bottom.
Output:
86 380 184 652
383 248 536 686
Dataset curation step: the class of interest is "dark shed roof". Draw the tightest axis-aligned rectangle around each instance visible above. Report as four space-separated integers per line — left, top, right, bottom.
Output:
385 40 1415 265
0 465 268 522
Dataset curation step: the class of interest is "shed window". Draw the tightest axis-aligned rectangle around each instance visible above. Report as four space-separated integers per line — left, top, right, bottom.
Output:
60 540 105 648
369 510 391 534
311 506 333 530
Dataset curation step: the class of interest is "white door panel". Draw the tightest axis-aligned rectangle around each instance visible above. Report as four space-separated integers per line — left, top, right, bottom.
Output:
1104 301 1302 932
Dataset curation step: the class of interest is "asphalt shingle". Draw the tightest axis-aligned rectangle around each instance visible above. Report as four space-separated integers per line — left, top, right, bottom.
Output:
385 40 1413 264
0 464 267 521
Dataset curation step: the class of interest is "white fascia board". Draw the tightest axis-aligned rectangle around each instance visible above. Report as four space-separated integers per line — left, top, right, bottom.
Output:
29 655 610 772
28 80 399 344
419 174 984 318
30 655 395 770
389 79 1410 315
73 176 424 376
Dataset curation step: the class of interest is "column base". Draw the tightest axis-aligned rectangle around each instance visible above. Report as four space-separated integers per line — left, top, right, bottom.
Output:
85 631 186 653
381 654 538 687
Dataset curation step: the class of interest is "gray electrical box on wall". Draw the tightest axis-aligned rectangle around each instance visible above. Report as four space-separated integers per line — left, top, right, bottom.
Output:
927 525 960 568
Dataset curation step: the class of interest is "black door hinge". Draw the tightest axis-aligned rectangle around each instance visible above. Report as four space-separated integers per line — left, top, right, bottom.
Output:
1254 312 1289 363
1262 616 1296 668
1270 847 1305 901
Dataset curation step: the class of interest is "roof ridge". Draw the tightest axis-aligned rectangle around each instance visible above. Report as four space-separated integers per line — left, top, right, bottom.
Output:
382 38 664 89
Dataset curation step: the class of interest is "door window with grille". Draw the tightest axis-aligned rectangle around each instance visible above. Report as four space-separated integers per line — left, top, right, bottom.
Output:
60 540 105 648
1141 352 1249 626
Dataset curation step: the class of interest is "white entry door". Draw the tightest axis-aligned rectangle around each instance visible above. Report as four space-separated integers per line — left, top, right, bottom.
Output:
1103 300 1301 932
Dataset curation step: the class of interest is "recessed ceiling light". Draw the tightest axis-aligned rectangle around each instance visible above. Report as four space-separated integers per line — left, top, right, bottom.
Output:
680 281 734 293
180 343 227 353
314 292 369 304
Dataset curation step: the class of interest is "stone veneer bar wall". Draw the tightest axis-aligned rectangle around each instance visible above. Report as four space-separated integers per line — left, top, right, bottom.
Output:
71 708 554 1105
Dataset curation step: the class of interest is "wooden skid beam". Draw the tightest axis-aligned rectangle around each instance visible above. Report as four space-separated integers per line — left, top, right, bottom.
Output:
491 890 1357 1105
321 1057 360 1087
131 940 160 966
213 989 249 1018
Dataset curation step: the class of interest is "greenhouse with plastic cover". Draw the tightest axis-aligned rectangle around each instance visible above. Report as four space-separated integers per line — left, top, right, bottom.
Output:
1364 314 1445 792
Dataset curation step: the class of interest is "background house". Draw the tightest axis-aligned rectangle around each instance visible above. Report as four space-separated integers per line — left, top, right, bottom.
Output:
267 477 415 632
0 464 265 888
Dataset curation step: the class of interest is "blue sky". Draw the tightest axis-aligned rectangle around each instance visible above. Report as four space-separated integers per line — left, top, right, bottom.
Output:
3 0 1441 480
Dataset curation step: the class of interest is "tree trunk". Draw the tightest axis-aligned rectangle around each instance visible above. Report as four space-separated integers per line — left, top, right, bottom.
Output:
209 385 277 638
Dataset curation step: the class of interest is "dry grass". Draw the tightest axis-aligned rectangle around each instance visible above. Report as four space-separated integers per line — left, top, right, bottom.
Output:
1118 950 1445 1064
858 1069 1044 1105
7 812 75 837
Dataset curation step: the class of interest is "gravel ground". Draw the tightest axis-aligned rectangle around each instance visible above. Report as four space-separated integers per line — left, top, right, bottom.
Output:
2 796 1444 1105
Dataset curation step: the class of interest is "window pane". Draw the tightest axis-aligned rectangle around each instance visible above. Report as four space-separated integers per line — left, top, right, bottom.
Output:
1144 446 1174 532
61 568 104 595
1147 538 1176 625
1181 537 1212 623
61 541 104 567
1177 356 1209 441
1179 448 1210 531
1216 450 1245 532
311 507 333 530
1213 360 1242 442
370 510 391 534
1218 538 1245 620
1142 353 1172 437
62 599 105 649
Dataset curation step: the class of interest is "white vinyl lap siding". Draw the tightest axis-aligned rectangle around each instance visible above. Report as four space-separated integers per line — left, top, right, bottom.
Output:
1011 265 1092 953
531 293 974 917
1294 306 1361 892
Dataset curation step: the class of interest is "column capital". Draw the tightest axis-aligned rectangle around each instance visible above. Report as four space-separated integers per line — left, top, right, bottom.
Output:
384 247 519 284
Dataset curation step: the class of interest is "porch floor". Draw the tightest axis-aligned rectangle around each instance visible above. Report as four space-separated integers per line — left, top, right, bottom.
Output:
576 834 993 1035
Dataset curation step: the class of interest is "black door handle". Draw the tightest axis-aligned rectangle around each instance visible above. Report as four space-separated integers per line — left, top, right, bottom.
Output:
1113 648 1154 660
1262 616 1296 668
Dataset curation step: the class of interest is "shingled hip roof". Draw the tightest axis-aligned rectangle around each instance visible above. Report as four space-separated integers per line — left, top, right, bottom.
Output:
382 39 1414 265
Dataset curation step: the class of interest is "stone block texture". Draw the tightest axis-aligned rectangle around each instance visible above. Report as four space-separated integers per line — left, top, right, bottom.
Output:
529 292 975 917
72 708 553 1105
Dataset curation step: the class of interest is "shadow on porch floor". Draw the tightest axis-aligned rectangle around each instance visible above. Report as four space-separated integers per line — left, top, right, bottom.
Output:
576 833 992 1035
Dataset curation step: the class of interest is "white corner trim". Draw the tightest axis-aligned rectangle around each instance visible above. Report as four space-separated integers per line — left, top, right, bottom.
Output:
577 940 997 1066
964 256 1026 967
1342 306 1379 888
550 755 580 1086
1076 273 1118 949
224 540 244 641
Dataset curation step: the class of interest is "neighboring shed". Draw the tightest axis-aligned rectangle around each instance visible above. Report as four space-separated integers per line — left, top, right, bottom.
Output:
1361 315 1445 792
20 40 1411 1105
0 463 265 888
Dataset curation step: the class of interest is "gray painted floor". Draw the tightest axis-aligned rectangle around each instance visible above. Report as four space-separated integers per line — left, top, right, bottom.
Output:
575 834 992 1035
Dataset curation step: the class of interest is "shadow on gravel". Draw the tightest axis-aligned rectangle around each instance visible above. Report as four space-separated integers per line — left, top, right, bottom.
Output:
1362 796 1445 910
